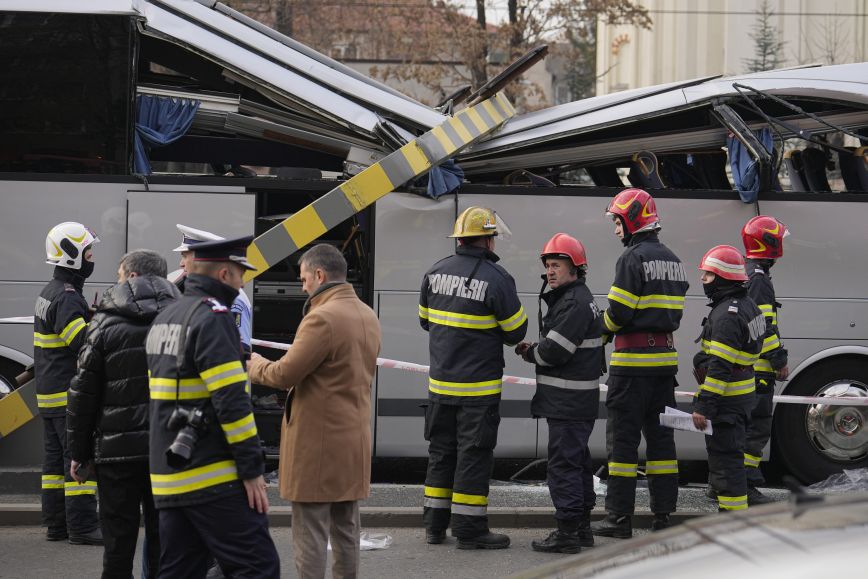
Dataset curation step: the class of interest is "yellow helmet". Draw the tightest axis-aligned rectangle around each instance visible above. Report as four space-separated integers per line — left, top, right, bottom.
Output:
449 206 500 238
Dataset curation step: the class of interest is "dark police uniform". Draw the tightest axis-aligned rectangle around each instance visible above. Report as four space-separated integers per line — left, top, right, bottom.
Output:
744 259 787 487
526 277 602 530
146 238 278 578
34 266 98 538
419 244 528 538
601 231 689 517
694 285 764 511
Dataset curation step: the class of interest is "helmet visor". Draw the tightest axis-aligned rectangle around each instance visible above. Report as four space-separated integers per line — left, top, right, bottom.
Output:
494 211 512 239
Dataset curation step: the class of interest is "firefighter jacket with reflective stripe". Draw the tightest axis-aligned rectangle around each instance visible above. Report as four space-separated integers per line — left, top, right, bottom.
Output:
34 267 90 416
693 286 765 419
602 233 690 376
146 274 264 508
528 279 602 421
420 245 528 405
745 259 787 376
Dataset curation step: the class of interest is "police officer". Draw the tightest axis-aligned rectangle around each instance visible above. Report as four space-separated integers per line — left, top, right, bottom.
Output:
419 206 528 550
34 222 102 545
173 224 253 356
741 216 789 505
592 189 689 538
146 236 279 578
515 233 603 554
692 245 764 513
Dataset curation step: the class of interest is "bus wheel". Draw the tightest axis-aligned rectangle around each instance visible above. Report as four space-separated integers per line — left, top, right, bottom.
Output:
773 357 868 484
0 359 23 400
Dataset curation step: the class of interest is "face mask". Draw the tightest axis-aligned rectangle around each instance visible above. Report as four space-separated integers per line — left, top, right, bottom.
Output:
78 259 95 279
702 280 717 299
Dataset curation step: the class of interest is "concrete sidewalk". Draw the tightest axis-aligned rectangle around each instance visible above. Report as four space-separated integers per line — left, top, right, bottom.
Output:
0 481 790 527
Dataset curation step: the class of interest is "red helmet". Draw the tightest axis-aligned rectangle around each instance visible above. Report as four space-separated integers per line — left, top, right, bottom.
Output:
606 188 659 234
541 233 587 267
742 215 789 259
699 245 748 281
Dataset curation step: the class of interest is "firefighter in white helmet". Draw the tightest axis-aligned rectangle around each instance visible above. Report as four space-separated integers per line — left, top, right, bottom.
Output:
34 222 102 544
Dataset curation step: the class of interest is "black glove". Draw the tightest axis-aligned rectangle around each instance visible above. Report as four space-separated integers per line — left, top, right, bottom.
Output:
693 366 706 386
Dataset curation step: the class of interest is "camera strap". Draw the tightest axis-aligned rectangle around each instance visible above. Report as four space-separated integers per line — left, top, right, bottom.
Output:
173 299 209 408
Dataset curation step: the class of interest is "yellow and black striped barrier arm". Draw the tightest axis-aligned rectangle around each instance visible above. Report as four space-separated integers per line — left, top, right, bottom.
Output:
0 379 39 440
243 92 516 282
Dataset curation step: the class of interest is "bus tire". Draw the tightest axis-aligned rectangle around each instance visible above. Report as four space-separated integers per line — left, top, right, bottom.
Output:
773 356 868 484
0 358 24 399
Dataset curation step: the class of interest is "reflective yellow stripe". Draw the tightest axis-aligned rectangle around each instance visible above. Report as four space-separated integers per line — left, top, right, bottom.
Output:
636 294 685 310
760 335 781 354
33 332 66 348
42 474 64 489
149 377 210 400
498 306 527 332
200 361 247 392
65 480 97 496
452 492 488 506
645 460 679 475
607 286 639 309
429 378 502 397
608 462 638 477
603 310 622 332
36 391 68 408
424 486 453 498
151 460 239 496
754 359 774 373
610 351 678 367
701 377 756 396
221 413 258 444
422 306 498 330
60 317 87 345
419 305 429 320
702 340 759 366
718 495 748 510
744 453 762 468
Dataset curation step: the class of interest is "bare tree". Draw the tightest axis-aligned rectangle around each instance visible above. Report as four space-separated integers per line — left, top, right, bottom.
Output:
797 14 852 66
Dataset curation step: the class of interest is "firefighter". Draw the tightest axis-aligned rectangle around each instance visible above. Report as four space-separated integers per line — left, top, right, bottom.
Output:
515 233 603 554
146 236 279 577
174 224 253 357
419 206 528 550
34 222 102 545
692 245 765 513
591 189 689 539
741 216 789 504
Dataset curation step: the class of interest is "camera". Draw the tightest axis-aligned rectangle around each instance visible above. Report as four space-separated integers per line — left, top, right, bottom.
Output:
165 406 209 469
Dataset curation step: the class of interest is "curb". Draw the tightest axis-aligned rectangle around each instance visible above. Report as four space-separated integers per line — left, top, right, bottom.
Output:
0 504 710 528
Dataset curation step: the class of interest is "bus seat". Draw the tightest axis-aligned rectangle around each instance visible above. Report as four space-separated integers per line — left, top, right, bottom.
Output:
852 146 868 192
586 165 624 187
838 148 864 192
502 169 556 187
691 151 732 190
628 150 665 189
784 150 808 192
800 147 832 192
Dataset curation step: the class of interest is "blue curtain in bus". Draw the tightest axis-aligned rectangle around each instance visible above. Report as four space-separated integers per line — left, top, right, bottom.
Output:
425 159 465 199
727 128 774 203
134 95 200 175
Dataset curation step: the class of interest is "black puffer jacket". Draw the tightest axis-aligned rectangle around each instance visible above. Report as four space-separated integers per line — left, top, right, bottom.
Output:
67 275 180 464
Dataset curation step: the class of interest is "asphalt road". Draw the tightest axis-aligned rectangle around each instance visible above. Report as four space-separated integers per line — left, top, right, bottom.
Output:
0 525 650 579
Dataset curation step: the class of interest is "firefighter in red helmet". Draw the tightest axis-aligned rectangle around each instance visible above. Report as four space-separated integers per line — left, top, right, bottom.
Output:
740 216 789 505
693 245 765 513
515 233 603 554
592 189 689 538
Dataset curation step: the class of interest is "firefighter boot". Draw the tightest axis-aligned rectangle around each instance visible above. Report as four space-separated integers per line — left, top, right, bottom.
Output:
426 530 447 544
590 513 632 539
747 487 773 506
577 511 594 547
531 519 582 554
651 513 671 532
457 531 511 550
68 527 104 546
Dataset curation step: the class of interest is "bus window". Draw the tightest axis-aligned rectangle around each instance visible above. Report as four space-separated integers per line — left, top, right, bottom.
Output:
0 13 133 174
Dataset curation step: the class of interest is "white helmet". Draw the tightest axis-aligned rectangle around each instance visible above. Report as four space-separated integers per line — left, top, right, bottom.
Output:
45 222 99 270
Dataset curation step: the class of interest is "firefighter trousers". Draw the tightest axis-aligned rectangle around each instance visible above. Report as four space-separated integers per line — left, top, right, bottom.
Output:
706 402 751 511
604 375 679 516
547 418 596 521
744 377 775 487
41 415 99 536
423 402 500 539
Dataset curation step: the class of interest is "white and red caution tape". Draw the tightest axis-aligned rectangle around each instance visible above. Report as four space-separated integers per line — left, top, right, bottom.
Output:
251 338 868 407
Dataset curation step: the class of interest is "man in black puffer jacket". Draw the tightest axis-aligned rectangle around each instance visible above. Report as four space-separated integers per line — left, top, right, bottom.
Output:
68 250 180 579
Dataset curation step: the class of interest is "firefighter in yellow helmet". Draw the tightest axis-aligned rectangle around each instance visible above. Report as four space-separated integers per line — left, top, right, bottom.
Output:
419 206 528 549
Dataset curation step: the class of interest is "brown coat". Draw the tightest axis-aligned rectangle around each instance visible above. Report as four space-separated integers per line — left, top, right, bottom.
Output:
247 283 381 503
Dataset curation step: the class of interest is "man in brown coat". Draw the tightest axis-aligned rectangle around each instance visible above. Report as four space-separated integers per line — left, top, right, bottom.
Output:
248 244 381 579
